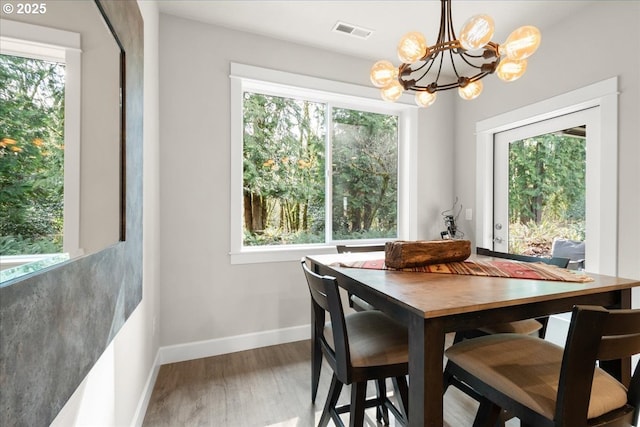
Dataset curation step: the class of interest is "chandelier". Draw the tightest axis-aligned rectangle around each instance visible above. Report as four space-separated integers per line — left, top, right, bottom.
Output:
370 0 541 107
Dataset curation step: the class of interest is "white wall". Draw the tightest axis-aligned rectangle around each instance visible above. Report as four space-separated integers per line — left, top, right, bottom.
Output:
453 2 640 296
50 1 161 425
158 14 454 348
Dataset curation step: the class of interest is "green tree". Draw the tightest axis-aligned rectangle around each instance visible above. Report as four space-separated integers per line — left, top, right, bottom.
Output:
242 92 399 246
0 54 65 254
331 108 398 239
507 131 586 255
242 92 325 245
509 133 585 225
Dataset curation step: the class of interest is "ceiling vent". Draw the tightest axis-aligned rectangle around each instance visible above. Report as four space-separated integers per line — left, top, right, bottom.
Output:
332 21 373 40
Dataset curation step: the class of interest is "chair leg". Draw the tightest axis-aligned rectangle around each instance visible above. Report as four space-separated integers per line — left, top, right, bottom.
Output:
311 335 322 403
319 374 342 427
375 379 389 425
537 316 550 339
443 360 454 394
472 398 502 427
392 376 409 423
349 381 367 427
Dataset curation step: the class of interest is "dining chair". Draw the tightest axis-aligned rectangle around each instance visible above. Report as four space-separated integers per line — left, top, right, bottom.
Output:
443 247 571 401
473 247 570 336
308 244 385 405
311 244 386 403
445 305 640 427
476 247 571 268
335 244 386 312
551 238 586 270
301 260 409 426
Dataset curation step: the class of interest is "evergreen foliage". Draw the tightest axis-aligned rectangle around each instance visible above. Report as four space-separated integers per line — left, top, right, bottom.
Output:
0 54 65 255
508 132 586 255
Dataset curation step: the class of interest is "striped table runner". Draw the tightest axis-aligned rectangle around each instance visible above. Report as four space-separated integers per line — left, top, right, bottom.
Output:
330 258 593 283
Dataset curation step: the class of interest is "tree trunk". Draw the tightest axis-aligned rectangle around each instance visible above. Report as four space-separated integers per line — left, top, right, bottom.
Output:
244 191 253 232
351 207 362 232
250 193 265 231
302 202 308 231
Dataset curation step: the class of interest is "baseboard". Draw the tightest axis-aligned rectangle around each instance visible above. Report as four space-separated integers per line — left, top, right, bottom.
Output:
157 324 310 366
130 350 161 427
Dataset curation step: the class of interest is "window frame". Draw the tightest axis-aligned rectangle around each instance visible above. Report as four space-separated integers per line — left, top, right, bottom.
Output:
0 19 82 264
230 63 418 264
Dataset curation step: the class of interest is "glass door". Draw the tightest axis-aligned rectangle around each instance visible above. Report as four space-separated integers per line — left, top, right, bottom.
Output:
493 108 597 267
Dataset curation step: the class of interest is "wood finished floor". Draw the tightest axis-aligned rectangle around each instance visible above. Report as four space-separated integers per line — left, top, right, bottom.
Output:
143 339 518 426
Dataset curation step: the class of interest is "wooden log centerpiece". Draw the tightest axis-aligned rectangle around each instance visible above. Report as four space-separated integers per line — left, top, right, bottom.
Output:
385 240 471 269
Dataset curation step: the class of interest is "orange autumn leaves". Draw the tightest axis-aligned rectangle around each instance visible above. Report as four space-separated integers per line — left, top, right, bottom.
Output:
262 156 313 170
0 138 21 153
0 137 62 155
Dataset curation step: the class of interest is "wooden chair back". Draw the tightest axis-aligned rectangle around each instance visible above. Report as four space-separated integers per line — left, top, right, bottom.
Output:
477 247 570 268
336 244 385 311
555 305 640 425
336 244 386 253
301 260 351 382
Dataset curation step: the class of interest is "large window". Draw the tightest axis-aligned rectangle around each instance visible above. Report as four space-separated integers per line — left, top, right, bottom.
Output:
230 64 417 263
1 54 65 255
0 20 81 276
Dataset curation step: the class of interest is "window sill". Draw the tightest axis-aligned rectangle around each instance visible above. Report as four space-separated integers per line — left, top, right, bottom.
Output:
230 239 394 264
229 245 339 265
0 253 70 284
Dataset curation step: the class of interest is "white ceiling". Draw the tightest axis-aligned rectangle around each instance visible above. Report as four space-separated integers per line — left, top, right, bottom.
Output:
157 1 590 62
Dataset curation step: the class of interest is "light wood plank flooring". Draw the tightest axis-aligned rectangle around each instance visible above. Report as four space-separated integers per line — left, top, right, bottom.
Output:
143 339 515 426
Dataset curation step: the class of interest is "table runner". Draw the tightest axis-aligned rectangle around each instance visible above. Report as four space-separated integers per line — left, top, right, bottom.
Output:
330 258 593 283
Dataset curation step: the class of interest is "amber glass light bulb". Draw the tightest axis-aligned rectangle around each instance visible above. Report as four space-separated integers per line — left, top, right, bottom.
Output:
370 60 399 88
397 31 427 64
496 58 527 82
500 26 541 60
415 91 437 108
380 80 404 102
459 14 495 51
458 80 483 100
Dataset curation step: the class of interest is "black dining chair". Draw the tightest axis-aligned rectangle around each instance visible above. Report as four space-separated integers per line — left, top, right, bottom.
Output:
301 260 408 426
311 244 384 402
309 244 386 405
473 247 569 336
551 238 586 270
445 305 640 427
443 247 571 402
476 247 570 268
336 244 386 312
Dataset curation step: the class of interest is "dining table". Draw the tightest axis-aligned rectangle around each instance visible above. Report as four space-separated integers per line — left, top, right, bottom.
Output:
305 251 640 427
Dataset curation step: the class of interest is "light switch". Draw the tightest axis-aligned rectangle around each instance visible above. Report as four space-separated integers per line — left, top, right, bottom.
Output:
465 208 473 220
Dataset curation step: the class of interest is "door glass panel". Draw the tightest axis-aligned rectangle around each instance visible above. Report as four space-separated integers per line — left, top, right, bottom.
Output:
494 109 595 269
507 127 586 256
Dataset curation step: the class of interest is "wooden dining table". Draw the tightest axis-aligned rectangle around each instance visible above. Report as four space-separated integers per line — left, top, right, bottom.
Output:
305 252 640 427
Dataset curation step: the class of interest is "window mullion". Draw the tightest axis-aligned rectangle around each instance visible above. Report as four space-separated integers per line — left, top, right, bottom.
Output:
325 103 333 245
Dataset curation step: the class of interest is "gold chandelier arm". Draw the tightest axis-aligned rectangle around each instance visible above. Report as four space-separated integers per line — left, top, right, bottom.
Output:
372 0 539 105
